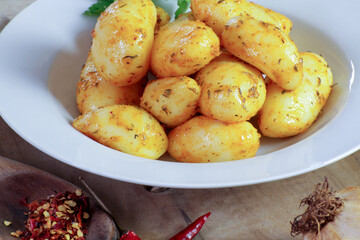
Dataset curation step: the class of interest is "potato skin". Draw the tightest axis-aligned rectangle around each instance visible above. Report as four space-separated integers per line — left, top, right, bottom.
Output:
73 105 168 159
76 52 146 114
168 116 260 163
196 53 266 123
150 19 220 78
245 2 292 35
191 0 292 37
222 15 302 90
258 52 333 138
140 76 201 128
176 12 196 22
155 6 170 30
191 0 248 37
91 0 156 86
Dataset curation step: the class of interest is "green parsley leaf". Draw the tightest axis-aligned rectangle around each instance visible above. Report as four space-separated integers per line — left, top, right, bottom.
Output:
83 0 192 19
174 0 191 19
83 0 115 16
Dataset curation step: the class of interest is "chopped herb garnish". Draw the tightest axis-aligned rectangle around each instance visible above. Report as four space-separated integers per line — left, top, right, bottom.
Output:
162 106 169 115
123 55 138 59
188 87 198 94
294 64 299 72
163 89 172 98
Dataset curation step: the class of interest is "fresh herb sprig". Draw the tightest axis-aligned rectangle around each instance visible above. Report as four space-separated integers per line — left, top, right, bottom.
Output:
175 0 191 19
83 0 191 18
83 0 115 16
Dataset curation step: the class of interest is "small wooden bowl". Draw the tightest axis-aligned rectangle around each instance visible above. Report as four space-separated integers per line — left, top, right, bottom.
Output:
0 156 117 239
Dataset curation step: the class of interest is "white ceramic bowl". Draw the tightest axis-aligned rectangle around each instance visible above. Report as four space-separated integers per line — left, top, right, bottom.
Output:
0 0 358 188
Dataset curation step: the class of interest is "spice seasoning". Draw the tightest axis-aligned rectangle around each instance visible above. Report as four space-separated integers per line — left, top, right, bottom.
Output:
14 189 89 240
4 220 12 226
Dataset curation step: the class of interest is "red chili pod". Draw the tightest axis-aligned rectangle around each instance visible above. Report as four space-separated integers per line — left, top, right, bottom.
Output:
169 212 211 240
119 231 142 240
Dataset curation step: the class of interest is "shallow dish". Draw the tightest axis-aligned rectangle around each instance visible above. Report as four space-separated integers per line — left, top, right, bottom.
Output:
0 0 358 188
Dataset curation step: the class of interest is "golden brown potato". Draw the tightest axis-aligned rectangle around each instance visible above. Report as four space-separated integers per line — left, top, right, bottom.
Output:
91 0 156 86
191 0 248 37
150 19 220 78
191 0 292 37
73 105 168 159
222 15 302 90
140 76 200 128
245 2 292 35
196 53 266 123
258 52 333 138
176 12 196 22
76 52 146 114
168 116 260 163
155 6 170 30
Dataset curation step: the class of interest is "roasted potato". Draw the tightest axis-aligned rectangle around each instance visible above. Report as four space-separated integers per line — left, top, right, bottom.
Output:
140 76 200 128
191 0 248 37
150 19 220 78
91 0 156 86
176 12 196 22
258 52 333 138
222 15 302 90
155 6 170 30
168 116 260 163
191 0 292 37
245 1 292 35
76 52 146 114
73 105 168 159
196 53 266 123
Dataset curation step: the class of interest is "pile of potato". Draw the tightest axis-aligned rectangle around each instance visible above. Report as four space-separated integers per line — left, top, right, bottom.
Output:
73 0 333 163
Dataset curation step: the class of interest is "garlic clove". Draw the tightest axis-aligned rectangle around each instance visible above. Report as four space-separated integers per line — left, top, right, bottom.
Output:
304 187 360 240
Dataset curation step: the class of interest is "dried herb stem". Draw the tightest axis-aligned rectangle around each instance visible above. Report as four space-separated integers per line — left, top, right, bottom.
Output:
290 178 344 237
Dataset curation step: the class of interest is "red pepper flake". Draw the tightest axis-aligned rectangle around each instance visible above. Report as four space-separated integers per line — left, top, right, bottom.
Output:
13 189 90 240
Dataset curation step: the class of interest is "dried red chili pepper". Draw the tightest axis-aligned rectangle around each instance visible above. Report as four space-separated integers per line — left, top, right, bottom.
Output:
119 230 142 240
169 212 211 240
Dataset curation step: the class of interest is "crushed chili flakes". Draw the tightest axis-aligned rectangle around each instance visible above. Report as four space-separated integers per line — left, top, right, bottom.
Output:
4 220 12 226
14 189 90 240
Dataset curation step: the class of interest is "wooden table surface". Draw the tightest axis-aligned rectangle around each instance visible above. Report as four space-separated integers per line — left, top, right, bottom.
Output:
1 1 360 239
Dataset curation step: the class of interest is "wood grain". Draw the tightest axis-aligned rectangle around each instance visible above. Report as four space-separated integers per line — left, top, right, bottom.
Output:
1 1 360 240
1 109 360 240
